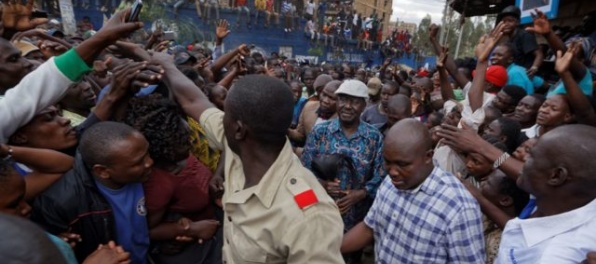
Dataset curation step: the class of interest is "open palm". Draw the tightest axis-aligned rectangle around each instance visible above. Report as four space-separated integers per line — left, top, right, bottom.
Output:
554 42 579 74
526 10 550 35
2 0 48 31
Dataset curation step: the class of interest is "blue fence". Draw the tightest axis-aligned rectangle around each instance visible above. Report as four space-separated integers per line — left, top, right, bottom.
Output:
72 3 435 69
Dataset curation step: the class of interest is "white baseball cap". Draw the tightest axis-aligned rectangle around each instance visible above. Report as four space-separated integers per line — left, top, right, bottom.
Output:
335 80 369 99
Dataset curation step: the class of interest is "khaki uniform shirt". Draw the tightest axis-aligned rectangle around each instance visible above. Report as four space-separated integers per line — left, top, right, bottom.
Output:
200 108 345 264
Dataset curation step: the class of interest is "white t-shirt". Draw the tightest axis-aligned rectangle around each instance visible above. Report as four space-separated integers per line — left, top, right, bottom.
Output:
305 2 315 15
443 81 495 132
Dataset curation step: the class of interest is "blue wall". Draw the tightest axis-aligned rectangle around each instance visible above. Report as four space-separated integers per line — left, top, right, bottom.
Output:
73 5 435 69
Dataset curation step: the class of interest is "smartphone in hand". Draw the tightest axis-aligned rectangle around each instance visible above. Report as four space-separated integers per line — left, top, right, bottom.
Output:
127 0 143 22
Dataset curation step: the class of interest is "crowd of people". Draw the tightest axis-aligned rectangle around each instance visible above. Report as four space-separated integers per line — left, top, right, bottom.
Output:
380 28 413 58
1 0 596 263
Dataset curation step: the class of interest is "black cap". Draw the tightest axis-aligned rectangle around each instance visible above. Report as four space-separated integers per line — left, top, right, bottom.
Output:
174 51 197 65
497 5 521 22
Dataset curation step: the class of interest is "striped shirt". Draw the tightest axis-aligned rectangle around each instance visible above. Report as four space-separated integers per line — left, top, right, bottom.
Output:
364 167 486 263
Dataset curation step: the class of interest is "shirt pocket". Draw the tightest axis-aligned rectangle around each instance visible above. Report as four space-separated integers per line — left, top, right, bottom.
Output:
231 228 268 263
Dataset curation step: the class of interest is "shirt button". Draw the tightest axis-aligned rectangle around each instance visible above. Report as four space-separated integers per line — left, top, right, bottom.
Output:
290 178 297 184
228 216 232 222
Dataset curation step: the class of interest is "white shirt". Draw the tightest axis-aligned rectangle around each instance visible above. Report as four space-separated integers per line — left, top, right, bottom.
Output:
305 2 315 15
495 198 596 264
443 82 495 132
521 124 539 138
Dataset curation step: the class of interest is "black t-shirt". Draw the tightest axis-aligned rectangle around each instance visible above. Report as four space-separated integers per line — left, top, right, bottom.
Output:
510 29 539 69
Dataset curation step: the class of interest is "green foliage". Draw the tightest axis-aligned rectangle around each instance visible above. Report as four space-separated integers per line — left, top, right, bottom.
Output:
308 46 324 56
138 0 206 43
410 13 494 59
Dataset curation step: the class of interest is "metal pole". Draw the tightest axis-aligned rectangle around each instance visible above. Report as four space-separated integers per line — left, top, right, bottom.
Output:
454 21 464 58
439 0 449 45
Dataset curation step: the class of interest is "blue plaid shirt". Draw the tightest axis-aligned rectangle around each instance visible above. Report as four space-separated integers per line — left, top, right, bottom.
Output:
364 167 486 263
301 119 385 229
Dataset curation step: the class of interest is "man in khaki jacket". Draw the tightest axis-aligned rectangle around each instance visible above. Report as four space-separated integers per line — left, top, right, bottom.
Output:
155 55 345 264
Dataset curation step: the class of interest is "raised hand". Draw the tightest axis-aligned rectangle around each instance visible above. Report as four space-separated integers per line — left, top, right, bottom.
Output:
525 9 551 35
215 19 230 44
110 41 152 61
436 122 484 154
382 57 391 68
237 43 250 56
110 61 145 98
554 41 579 74
436 46 448 68
429 23 440 39
475 22 505 62
1 0 48 32
94 7 144 45
39 40 69 59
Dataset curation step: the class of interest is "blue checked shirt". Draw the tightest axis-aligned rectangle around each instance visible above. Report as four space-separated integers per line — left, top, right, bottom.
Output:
364 167 486 263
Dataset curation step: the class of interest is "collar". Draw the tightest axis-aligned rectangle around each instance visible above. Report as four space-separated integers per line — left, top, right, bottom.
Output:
328 119 367 140
226 140 294 209
417 167 442 196
397 167 440 196
512 198 596 247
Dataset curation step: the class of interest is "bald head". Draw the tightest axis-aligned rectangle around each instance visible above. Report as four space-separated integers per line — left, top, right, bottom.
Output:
386 94 412 127
414 77 433 93
537 124 596 181
387 94 412 115
519 124 596 204
386 119 432 155
0 214 66 264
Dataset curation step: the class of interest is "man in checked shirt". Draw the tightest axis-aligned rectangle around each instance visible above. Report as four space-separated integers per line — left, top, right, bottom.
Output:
341 119 486 263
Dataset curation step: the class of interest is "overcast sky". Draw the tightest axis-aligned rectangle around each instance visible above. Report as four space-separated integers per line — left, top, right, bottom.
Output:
390 0 447 25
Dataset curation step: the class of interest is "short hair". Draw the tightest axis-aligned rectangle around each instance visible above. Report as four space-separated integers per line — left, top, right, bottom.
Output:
0 160 15 191
204 82 223 101
496 117 522 153
0 214 66 264
124 94 189 164
79 121 139 168
482 134 509 153
384 80 399 91
427 112 444 127
502 85 527 107
179 66 202 83
494 170 529 215
226 75 294 144
529 93 546 105
496 43 515 56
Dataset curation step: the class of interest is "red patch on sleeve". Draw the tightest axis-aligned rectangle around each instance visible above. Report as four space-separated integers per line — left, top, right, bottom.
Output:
294 189 319 209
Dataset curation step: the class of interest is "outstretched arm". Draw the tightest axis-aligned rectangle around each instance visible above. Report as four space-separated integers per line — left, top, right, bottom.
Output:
554 43 596 126
438 123 524 181
152 52 214 123
470 22 504 112
429 24 469 89
436 46 455 101
341 222 374 253
526 10 586 79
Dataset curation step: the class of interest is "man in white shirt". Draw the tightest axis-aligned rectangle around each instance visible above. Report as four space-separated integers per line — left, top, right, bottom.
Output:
495 124 596 263
304 0 315 20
